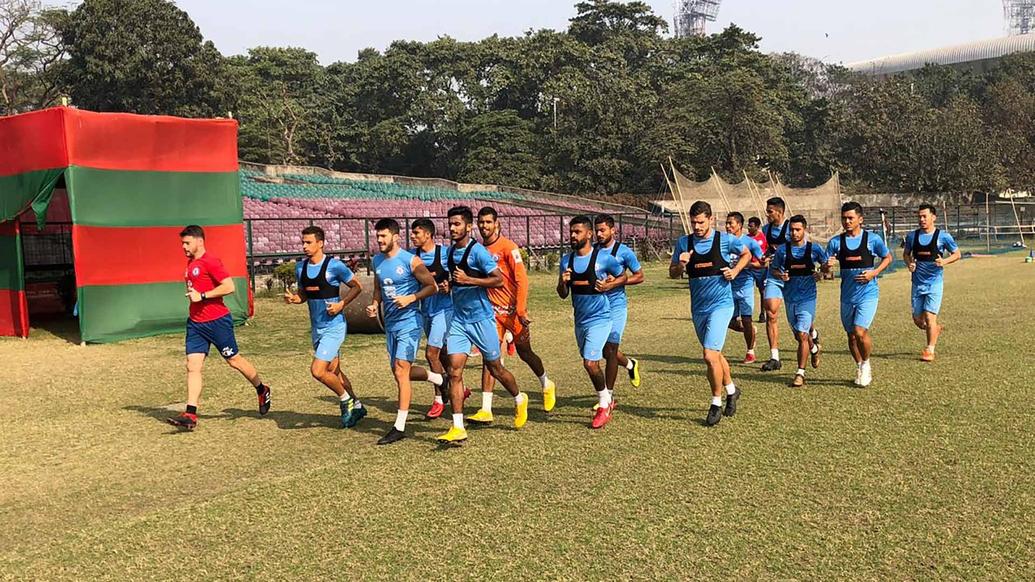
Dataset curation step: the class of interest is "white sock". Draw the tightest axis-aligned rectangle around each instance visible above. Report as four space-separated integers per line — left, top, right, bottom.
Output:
625 359 635 370
797 368 806 376
481 391 493 411
811 329 819 340
724 383 736 395
339 392 350 402
711 396 722 407
427 371 444 385
538 373 550 388
862 359 870 369
810 343 819 354
394 410 408 431
746 349 755 356
771 349 780 360
452 413 464 429
514 392 526 405
598 389 612 408
927 345 935 353
434 394 444 404
606 388 614 401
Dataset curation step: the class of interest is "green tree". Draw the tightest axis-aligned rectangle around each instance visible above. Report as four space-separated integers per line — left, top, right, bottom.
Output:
58 0 226 116
457 109 542 188
0 0 67 115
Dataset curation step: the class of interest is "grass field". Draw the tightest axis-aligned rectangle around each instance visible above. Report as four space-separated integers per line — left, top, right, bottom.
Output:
2 253 1033 579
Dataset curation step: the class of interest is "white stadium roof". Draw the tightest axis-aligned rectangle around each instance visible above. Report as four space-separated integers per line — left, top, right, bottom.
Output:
846 34 1035 76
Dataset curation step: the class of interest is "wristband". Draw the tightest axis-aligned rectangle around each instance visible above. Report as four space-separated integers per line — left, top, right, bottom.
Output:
201 292 207 300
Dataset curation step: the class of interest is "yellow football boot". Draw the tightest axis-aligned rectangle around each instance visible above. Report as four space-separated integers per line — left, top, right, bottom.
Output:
436 426 468 443
542 381 557 412
514 392 529 429
466 409 494 424
628 357 641 387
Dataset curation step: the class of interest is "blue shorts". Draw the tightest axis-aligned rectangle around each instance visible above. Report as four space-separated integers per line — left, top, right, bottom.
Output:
785 298 817 333
422 310 452 349
732 278 754 318
387 326 422 364
763 278 784 301
576 321 611 361
608 304 628 344
693 305 735 351
186 314 239 358
841 298 878 332
911 284 943 316
312 324 346 362
447 317 502 361
751 268 767 293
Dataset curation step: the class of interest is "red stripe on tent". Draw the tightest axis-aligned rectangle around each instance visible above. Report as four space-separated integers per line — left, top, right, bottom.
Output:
0 108 68 177
0 220 17 236
0 288 29 338
65 109 239 173
72 224 247 287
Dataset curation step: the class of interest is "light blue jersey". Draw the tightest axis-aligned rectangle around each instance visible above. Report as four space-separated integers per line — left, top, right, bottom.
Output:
561 248 625 327
904 229 958 292
596 241 641 310
772 241 828 303
413 244 453 316
671 231 746 315
826 231 891 305
295 257 353 332
448 240 497 324
373 249 422 333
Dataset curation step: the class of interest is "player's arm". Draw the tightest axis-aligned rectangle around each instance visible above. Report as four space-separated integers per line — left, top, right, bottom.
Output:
902 234 916 273
394 259 438 308
723 245 751 281
623 250 644 286
858 241 893 282
514 251 531 319
191 277 235 303
823 241 837 274
669 239 689 278
285 265 306 304
453 267 503 288
557 261 571 299
937 235 962 267
366 276 382 318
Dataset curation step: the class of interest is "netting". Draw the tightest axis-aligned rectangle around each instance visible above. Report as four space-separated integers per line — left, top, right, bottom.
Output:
663 165 843 242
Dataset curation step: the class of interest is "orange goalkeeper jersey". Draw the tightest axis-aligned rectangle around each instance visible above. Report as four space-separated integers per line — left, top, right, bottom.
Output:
484 235 528 317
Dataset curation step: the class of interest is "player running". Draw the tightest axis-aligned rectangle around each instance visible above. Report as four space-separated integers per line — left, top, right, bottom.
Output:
902 204 961 361
367 219 443 445
823 202 893 387
558 216 628 428
724 212 765 363
746 216 768 325
167 225 271 431
283 226 367 427
593 214 643 401
409 218 468 419
670 202 750 427
437 206 529 444
770 215 827 387
474 206 556 417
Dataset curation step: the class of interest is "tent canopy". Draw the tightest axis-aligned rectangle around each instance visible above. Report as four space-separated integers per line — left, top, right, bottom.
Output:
0 107 249 343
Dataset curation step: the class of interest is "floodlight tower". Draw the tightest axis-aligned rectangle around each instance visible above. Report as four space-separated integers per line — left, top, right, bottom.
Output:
1004 1 1035 35
674 0 723 38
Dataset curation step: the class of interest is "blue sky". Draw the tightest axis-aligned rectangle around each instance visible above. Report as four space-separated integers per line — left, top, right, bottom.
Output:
59 1 1007 65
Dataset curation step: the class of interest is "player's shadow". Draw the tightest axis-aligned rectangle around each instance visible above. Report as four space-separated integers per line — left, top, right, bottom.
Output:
123 404 236 435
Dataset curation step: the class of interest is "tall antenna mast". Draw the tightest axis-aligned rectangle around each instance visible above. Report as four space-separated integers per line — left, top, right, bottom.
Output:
1004 1 1035 35
673 0 723 38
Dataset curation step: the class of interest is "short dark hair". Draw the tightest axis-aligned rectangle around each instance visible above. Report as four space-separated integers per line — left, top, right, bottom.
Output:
594 213 615 227
477 206 498 220
789 214 808 227
727 212 744 225
766 197 786 211
569 215 593 229
301 226 325 241
919 203 937 215
841 201 863 215
748 217 761 227
447 206 474 224
179 225 205 239
411 218 435 235
689 200 712 218
374 218 400 234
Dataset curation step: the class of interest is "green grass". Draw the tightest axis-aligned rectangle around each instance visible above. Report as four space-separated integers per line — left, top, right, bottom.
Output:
1 254 1033 579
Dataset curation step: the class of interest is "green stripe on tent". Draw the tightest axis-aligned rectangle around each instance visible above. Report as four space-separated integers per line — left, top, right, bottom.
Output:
0 168 65 225
0 230 25 291
66 167 242 227
77 277 248 344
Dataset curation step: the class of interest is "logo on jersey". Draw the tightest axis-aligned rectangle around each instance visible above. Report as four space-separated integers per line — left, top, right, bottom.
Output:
395 266 405 275
221 346 235 357
191 267 200 277
511 249 523 263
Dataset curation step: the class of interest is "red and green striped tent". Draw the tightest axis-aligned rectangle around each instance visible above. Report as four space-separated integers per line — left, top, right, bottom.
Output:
0 107 251 343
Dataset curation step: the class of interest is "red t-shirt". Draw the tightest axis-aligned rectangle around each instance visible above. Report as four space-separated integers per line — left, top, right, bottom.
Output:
749 231 767 267
185 253 231 322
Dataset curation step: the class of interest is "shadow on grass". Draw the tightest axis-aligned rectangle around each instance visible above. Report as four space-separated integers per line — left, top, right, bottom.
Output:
32 316 82 345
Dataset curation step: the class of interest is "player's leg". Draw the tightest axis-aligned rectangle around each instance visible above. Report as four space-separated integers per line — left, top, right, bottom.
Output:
697 307 738 424
437 320 472 442
577 322 612 427
168 351 207 430
513 323 555 411
761 281 783 371
733 282 756 362
605 305 638 389
921 287 943 361
379 328 422 444
472 319 527 428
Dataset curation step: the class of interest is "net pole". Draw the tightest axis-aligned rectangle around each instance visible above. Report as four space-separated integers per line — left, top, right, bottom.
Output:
1009 195 1027 248
710 167 733 214
986 195 991 252
668 159 691 235
661 162 689 235
744 170 767 219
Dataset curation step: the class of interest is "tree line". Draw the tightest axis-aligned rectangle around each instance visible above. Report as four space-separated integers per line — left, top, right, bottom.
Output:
3 0 1034 196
